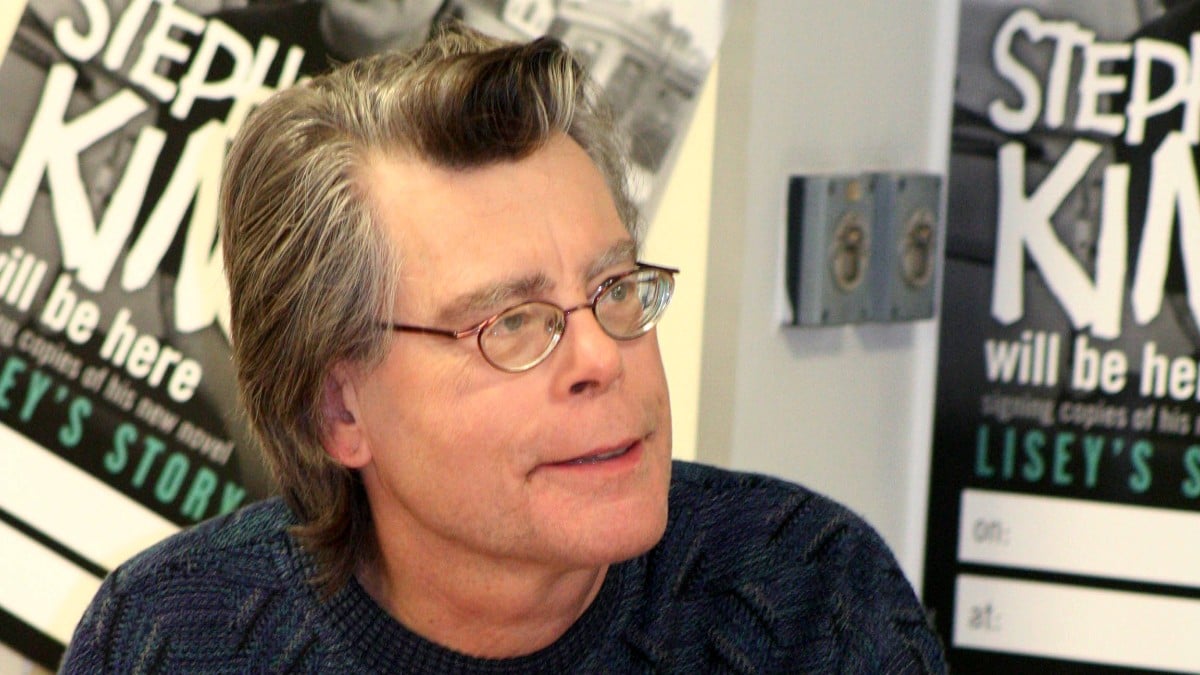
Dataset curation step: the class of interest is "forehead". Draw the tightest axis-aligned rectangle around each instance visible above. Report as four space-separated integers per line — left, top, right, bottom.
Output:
364 135 633 296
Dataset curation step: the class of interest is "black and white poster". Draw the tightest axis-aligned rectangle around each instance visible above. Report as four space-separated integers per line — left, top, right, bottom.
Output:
925 1 1200 672
0 0 726 667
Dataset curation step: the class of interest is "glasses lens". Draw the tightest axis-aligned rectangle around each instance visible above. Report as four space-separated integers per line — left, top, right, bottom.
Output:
595 267 674 339
480 302 564 371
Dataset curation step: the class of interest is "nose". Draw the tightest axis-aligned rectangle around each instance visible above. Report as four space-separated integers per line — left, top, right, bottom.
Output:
553 306 623 396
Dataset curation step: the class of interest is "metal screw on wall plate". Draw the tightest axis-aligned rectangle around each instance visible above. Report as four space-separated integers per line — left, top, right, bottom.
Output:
831 210 869 292
901 207 936 288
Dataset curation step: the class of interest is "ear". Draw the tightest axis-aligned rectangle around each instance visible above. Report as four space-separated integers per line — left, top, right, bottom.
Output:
321 363 372 469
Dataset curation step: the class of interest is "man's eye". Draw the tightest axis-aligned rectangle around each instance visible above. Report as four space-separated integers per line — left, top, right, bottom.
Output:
491 310 529 336
607 280 632 302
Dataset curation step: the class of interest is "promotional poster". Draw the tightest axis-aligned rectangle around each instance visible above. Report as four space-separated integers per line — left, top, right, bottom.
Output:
0 0 725 667
925 0 1200 672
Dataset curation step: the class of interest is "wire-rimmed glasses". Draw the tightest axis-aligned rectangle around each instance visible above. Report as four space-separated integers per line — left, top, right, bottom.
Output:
383 263 678 372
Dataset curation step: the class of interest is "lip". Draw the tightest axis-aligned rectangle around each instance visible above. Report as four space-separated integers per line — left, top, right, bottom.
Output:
541 438 644 470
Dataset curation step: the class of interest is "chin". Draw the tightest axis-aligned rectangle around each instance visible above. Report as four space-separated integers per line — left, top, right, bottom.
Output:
613 516 669 563
577 497 670 566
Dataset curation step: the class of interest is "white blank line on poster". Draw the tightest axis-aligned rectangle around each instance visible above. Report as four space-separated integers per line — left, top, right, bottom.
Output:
954 574 1200 673
0 426 179 571
958 488 1200 588
0 520 101 645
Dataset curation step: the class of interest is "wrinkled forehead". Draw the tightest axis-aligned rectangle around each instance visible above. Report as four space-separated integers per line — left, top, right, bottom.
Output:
362 137 633 312
366 135 624 242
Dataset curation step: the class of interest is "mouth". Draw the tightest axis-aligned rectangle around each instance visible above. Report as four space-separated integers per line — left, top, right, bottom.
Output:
563 442 635 465
549 439 641 468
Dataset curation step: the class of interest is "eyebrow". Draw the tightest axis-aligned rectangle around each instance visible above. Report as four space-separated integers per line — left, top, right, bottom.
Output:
435 239 639 326
584 239 638 282
435 273 554 325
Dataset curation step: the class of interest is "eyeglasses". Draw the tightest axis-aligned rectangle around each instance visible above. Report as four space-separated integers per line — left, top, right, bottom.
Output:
383 262 678 373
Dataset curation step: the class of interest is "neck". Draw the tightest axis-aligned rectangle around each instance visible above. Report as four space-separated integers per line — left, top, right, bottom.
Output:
357 530 609 659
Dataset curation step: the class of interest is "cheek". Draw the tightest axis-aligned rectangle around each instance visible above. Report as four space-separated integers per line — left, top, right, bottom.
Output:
362 364 536 477
628 337 670 395
636 341 673 446
365 394 522 520
357 358 449 454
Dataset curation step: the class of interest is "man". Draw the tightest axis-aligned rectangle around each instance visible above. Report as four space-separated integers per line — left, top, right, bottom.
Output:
60 25 946 673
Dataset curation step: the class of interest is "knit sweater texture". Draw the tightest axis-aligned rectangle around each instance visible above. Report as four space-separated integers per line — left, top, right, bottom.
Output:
60 461 946 673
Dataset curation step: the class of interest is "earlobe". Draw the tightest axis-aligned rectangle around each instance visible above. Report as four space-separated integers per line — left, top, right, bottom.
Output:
321 365 371 469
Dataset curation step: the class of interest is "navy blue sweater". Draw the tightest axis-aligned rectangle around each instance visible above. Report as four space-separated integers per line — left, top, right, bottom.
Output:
60 461 946 673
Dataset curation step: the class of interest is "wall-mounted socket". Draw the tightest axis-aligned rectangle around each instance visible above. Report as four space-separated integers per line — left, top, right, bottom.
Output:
872 173 941 321
786 172 942 326
785 175 875 325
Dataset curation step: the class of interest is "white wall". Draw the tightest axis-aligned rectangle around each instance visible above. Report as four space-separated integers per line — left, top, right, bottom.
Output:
697 0 960 589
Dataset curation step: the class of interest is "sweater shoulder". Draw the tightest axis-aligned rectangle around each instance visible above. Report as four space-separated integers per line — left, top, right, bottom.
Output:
668 460 867 554
664 460 915 598
643 461 946 672
112 496 297 590
60 499 322 673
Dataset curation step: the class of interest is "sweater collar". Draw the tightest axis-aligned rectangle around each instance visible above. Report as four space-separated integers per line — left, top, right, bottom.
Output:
317 558 634 673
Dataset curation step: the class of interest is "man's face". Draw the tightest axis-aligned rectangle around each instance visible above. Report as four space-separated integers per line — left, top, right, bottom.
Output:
340 134 672 575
